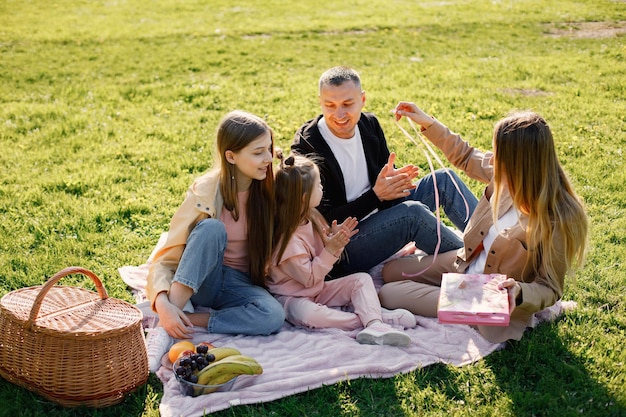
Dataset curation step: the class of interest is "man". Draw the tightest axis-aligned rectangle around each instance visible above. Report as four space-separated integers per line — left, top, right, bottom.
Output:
291 66 478 277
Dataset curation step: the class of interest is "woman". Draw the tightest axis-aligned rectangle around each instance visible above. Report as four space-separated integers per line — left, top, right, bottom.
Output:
145 110 285 372
379 102 588 343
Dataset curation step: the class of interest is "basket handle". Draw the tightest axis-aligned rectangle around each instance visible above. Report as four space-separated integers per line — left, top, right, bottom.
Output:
25 266 109 330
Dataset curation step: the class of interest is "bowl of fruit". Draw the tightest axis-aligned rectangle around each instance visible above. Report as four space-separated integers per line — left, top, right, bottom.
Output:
170 342 263 397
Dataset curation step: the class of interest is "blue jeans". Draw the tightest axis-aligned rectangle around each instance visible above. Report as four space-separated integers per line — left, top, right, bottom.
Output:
173 219 285 335
336 169 478 275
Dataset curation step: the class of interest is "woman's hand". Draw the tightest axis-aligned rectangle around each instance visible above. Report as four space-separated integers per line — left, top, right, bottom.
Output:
392 101 434 129
154 293 194 339
498 278 522 314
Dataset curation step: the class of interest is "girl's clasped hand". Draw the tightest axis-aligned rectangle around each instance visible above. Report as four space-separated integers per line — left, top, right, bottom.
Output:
321 217 358 258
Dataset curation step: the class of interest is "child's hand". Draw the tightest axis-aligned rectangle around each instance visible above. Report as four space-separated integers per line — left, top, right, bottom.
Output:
331 217 359 238
323 230 350 257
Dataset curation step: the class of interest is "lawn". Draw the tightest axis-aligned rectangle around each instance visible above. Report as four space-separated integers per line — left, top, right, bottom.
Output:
0 0 625 416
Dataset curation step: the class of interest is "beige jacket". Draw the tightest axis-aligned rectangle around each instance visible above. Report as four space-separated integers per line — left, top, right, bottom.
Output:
423 120 567 342
145 170 224 310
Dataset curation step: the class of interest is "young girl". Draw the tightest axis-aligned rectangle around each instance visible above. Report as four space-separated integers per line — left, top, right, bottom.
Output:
268 152 416 347
379 102 588 343
145 110 285 372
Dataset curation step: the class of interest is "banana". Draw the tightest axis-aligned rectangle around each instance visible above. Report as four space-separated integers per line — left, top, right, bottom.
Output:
206 346 241 362
196 355 263 384
200 372 239 395
214 355 263 375
193 354 263 395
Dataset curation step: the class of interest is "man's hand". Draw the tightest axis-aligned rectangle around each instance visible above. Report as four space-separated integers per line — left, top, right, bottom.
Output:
372 152 418 201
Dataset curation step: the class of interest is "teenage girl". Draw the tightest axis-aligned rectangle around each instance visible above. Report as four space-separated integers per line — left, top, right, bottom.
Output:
380 102 588 343
268 152 416 347
145 110 285 371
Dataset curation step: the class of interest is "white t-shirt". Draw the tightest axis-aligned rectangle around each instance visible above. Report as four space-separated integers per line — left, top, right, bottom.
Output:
318 117 371 203
466 206 520 274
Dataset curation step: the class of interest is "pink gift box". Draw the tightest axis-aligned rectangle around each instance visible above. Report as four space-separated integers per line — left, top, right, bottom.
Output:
437 273 510 326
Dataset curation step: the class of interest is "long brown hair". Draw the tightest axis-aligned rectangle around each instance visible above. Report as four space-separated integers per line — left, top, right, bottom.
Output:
216 110 274 286
492 111 588 284
273 152 326 264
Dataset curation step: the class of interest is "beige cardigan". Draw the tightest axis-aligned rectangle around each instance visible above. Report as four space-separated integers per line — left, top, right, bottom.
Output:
145 170 224 310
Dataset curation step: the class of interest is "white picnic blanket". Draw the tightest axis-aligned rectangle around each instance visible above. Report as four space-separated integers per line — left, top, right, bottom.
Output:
119 235 572 417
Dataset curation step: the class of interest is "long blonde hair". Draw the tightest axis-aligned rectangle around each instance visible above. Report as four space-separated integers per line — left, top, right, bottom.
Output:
492 111 588 282
273 152 327 264
215 110 274 286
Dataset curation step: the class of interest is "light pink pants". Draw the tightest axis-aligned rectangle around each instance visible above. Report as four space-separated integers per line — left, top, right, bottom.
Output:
275 272 381 331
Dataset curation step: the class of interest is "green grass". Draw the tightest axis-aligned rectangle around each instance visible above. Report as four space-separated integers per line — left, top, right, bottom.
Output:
1 0 625 416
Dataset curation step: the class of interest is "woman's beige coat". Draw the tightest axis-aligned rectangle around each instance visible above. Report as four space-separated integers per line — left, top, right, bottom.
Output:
145 170 223 310
382 120 567 343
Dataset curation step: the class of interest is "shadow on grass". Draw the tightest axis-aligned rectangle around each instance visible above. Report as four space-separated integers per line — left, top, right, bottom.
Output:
0 373 163 417
357 319 626 416
483 321 626 416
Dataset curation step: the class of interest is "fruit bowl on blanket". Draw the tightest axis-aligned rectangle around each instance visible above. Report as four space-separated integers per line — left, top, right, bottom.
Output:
172 346 263 397
173 357 238 396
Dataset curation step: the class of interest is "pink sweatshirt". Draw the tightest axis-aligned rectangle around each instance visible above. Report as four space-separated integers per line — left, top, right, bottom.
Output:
267 221 338 298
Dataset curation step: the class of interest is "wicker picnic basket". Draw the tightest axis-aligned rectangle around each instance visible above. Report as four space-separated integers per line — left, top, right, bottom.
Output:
0 266 148 408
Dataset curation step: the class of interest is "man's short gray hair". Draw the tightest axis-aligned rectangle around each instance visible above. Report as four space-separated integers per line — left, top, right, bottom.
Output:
318 66 362 91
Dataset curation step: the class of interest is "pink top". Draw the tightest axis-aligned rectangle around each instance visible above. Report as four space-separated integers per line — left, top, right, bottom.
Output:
220 191 249 273
267 221 338 298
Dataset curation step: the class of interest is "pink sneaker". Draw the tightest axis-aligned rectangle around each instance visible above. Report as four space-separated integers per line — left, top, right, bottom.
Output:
356 322 411 347
381 308 417 329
